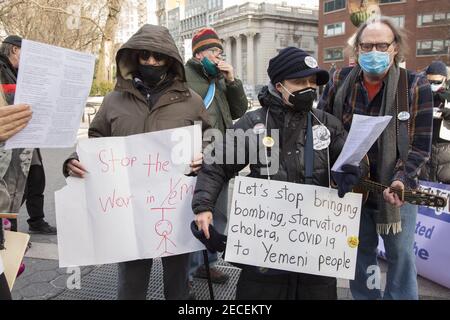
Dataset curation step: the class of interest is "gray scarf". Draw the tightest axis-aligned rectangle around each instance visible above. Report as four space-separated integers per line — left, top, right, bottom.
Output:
333 65 402 235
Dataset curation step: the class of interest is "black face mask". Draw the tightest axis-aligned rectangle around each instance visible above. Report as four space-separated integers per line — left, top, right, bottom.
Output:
138 64 168 87
287 87 317 113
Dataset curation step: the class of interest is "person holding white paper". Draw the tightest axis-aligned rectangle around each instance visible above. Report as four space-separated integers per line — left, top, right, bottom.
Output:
62 24 210 300
419 61 450 184
0 91 32 300
318 18 433 300
192 47 368 300
0 35 56 235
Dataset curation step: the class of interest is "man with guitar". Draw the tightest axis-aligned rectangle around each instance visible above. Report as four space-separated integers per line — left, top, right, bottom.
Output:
318 17 434 300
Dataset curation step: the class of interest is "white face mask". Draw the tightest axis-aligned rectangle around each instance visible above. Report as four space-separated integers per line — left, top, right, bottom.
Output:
431 83 444 93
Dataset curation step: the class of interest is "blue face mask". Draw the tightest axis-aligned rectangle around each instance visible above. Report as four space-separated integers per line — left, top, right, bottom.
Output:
358 51 390 75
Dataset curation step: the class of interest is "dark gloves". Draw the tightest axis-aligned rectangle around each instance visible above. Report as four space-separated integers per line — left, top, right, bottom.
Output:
331 164 362 198
190 221 227 253
441 108 450 121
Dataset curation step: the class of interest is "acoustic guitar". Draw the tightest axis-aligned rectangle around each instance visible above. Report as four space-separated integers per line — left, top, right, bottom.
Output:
355 179 447 208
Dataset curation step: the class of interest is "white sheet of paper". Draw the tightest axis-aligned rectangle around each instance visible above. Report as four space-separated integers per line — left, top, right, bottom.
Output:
55 125 204 267
5 40 95 149
225 176 362 279
439 101 450 141
332 114 392 172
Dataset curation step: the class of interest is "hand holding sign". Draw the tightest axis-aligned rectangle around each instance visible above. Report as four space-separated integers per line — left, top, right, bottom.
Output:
66 159 88 178
195 211 213 239
189 153 203 174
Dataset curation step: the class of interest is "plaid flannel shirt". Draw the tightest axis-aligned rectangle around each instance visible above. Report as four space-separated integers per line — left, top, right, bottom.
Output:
318 66 433 189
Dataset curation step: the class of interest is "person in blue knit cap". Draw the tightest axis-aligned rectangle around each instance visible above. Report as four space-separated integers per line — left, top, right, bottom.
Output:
191 47 368 299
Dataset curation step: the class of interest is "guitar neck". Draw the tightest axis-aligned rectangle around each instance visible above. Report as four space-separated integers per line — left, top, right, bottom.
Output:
357 179 447 208
358 179 399 196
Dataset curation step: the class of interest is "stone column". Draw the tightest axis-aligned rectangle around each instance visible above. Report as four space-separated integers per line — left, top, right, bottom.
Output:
246 32 256 86
235 34 243 80
225 37 233 64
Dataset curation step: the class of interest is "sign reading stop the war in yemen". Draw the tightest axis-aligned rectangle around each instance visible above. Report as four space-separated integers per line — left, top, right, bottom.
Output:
225 176 363 279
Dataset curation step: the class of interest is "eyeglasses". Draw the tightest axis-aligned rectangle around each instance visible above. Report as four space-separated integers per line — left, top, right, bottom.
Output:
138 50 167 61
359 41 395 52
429 80 444 85
207 48 223 58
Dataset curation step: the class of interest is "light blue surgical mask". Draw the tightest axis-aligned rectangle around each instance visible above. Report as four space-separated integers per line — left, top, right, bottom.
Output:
358 51 390 75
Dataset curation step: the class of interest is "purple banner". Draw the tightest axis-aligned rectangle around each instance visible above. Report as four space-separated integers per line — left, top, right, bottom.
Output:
379 181 450 288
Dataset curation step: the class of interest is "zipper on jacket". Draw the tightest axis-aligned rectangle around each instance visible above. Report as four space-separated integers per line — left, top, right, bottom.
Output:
145 93 153 111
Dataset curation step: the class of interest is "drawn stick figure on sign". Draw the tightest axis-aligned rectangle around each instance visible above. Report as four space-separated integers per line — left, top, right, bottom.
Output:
152 208 177 256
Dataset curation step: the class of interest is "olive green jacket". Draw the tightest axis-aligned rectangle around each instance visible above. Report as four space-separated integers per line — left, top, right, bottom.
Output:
185 58 248 133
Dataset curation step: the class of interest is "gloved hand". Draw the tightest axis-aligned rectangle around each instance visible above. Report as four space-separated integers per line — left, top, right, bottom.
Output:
331 164 362 198
441 108 450 121
190 221 227 253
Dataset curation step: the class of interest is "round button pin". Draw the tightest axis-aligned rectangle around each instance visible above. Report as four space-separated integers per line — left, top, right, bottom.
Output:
253 123 266 135
304 56 318 69
262 136 275 148
347 236 359 248
312 125 331 151
398 111 410 121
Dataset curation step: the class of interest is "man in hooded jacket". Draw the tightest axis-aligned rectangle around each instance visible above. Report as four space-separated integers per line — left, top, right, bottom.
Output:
63 24 210 300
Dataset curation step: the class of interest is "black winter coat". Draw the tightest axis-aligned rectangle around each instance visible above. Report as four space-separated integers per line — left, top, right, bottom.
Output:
0 53 17 105
192 85 356 276
420 91 450 183
192 85 349 215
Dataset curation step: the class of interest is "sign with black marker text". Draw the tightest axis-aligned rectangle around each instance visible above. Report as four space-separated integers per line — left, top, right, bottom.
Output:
225 176 363 279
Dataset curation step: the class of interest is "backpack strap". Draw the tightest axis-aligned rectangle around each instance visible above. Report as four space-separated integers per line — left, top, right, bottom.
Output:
203 82 216 109
304 112 314 185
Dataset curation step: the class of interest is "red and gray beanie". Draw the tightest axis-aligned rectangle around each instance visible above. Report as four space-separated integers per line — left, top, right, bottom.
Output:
192 27 223 56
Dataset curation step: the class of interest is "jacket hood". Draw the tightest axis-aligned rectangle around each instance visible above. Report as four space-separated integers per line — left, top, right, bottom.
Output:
115 24 186 87
258 83 285 110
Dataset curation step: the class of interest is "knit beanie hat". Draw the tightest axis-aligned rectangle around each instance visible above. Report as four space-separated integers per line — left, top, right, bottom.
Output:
268 47 329 85
426 61 448 77
192 28 223 56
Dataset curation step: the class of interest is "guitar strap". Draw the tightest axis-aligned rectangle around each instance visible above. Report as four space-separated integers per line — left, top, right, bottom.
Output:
304 112 314 185
396 68 409 163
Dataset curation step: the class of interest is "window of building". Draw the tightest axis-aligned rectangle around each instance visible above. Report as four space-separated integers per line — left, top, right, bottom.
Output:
324 47 344 61
417 39 450 56
390 15 405 28
418 12 450 26
324 22 345 37
324 0 346 13
380 0 402 3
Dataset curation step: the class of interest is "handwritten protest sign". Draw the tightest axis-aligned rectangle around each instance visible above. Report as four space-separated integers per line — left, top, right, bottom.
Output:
225 176 363 279
55 125 204 267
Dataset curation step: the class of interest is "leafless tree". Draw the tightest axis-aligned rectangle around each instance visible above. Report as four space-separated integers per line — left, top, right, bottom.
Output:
0 0 124 82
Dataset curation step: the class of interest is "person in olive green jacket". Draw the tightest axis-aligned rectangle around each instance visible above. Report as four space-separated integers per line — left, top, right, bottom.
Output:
185 27 248 288
185 28 248 134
